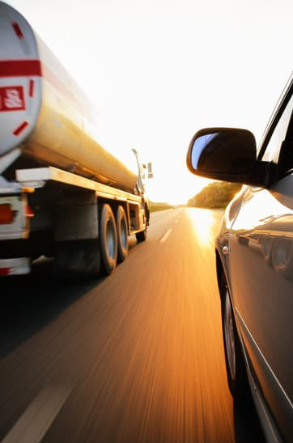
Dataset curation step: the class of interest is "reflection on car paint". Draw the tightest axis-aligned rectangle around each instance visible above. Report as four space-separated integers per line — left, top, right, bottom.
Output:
238 234 293 281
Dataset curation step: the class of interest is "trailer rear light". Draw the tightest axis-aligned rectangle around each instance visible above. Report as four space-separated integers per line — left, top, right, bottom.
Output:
0 204 14 223
0 268 10 276
25 204 34 218
0 258 30 275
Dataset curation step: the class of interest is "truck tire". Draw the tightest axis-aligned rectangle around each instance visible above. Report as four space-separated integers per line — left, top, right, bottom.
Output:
136 229 147 243
116 206 128 262
100 204 118 274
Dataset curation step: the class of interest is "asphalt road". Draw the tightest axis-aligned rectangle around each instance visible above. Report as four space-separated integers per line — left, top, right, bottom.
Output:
0 208 265 443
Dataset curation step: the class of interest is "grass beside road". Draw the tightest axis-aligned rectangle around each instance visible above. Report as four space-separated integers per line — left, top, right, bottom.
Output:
149 202 176 212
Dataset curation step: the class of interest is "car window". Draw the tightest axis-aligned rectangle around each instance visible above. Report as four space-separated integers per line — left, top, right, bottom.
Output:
261 92 293 166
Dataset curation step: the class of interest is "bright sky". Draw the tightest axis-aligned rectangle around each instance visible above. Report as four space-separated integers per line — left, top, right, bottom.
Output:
5 0 293 204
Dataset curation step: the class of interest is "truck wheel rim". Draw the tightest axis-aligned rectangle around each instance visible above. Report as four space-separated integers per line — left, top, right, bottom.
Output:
121 218 127 250
224 290 236 381
106 219 116 259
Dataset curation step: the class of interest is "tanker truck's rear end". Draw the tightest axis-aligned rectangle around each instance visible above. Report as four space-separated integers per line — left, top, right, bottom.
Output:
0 1 152 277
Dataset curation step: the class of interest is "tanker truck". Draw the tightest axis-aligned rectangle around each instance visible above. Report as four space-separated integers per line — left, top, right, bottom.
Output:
0 1 152 277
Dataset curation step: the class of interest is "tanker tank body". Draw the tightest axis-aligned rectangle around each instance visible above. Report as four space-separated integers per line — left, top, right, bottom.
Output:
0 1 138 194
0 1 151 278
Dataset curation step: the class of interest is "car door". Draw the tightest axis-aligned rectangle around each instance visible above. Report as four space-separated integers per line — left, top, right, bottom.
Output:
228 81 293 441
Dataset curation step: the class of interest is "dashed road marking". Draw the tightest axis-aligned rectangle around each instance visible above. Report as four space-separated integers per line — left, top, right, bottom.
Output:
160 228 172 243
2 384 73 443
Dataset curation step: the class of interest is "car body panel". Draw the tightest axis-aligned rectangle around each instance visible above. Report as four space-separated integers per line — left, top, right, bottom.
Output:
217 178 293 441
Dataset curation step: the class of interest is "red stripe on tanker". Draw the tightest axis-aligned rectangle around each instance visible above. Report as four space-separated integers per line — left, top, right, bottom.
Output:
29 79 34 97
11 22 24 39
13 121 29 136
0 60 42 78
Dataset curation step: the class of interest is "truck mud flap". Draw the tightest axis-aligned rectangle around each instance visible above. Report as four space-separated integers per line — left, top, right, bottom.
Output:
53 240 101 279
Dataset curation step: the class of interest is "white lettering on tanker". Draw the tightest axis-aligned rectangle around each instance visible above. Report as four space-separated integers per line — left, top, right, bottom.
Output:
0 86 25 112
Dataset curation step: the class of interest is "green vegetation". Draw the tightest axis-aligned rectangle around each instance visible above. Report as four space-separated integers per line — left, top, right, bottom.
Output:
149 201 175 212
188 182 242 209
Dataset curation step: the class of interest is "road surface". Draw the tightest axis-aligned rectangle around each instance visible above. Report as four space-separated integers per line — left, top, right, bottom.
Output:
0 208 265 443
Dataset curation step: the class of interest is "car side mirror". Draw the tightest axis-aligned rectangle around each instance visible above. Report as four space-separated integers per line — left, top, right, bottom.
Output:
186 128 271 186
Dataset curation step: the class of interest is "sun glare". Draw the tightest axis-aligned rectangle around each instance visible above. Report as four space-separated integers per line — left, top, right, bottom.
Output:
187 208 220 247
146 168 210 206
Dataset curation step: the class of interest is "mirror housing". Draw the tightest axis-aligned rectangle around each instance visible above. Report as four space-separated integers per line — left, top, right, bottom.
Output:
147 162 154 179
142 162 154 179
186 128 269 186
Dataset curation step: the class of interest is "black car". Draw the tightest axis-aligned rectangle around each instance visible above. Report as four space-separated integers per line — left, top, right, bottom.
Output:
187 74 293 442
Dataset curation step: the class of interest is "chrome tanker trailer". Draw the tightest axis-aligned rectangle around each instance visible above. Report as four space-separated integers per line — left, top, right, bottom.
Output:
0 1 152 276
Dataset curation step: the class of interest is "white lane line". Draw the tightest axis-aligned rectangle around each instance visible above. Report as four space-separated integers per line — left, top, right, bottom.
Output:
160 228 172 243
2 384 73 443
